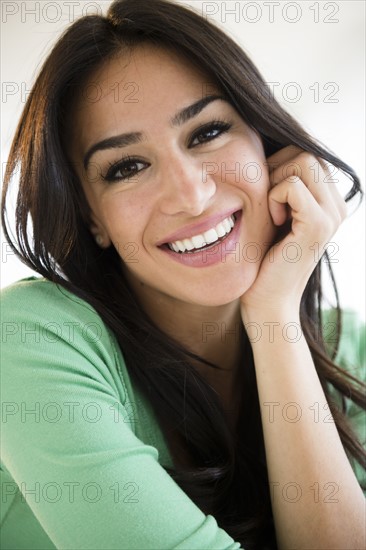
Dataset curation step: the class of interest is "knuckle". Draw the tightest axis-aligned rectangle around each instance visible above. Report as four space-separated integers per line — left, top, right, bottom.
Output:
296 151 317 168
287 174 302 185
286 151 317 181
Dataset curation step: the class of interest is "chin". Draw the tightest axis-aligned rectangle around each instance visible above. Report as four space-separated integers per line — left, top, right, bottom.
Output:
175 270 258 308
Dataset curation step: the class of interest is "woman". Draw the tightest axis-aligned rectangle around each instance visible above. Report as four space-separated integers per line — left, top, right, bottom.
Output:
1 0 365 548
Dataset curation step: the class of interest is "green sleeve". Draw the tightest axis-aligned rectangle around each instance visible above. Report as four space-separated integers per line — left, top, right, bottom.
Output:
0 279 242 550
323 309 366 495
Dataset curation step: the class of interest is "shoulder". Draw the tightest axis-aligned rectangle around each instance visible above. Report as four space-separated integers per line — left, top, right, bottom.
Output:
1 276 113 345
2 276 101 323
1 277 129 404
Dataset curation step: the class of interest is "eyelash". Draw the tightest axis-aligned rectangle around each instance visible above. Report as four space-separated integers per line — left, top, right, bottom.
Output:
102 119 233 183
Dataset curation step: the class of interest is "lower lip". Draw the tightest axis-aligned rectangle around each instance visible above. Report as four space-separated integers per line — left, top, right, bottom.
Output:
159 210 242 268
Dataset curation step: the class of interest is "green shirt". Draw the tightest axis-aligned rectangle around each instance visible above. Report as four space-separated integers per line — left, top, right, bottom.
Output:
1 278 365 549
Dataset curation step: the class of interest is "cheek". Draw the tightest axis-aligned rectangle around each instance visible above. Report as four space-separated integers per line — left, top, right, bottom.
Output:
216 140 270 195
99 191 150 249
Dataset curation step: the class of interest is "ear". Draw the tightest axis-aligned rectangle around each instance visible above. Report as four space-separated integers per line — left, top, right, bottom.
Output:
89 213 112 249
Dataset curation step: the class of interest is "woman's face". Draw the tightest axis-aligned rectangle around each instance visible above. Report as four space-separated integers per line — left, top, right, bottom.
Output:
70 45 276 308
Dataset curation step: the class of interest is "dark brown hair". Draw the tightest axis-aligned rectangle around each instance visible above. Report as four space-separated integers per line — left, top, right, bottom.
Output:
2 1 365 548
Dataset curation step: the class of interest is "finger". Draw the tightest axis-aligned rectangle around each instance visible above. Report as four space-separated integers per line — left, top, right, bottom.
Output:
268 176 325 233
330 187 348 221
267 150 347 225
269 152 336 210
317 158 348 221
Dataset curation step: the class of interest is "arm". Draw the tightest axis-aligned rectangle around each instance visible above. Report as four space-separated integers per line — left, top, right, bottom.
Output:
1 279 242 550
240 147 366 549
243 307 365 550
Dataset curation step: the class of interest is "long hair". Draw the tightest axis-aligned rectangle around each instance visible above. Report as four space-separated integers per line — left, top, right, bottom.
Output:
2 1 365 548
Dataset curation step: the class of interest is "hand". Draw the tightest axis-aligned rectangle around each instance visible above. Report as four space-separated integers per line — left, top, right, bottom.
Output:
240 145 347 318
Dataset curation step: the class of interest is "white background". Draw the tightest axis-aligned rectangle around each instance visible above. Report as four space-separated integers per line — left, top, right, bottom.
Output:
1 1 365 318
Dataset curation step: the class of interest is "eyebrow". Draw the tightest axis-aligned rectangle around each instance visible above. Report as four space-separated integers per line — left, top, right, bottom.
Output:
83 94 226 169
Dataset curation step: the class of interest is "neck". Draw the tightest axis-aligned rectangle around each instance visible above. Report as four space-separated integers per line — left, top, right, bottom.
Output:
134 283 242 369
127 280 244 429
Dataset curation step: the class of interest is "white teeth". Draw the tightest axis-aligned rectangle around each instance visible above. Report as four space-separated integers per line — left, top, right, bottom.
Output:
222 218 231 233
191 234 207 249
183 238 195 251
216 222 226 238
168 214 236 253
203 228 219 245
175 240 185 252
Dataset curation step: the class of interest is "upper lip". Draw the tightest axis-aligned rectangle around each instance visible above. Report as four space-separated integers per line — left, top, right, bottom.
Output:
157 208 241 246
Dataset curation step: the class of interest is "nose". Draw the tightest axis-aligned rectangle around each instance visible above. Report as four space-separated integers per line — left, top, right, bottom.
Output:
158 152 217 217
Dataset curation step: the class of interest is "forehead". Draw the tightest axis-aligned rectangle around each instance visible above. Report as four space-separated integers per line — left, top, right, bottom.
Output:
72 45 218 142
89 44 211 94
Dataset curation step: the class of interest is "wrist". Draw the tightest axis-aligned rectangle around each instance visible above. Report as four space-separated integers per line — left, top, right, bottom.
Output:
240 303 303 345
241 303 301 325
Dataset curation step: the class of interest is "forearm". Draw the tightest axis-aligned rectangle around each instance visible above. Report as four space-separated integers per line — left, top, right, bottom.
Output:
243 308 365 550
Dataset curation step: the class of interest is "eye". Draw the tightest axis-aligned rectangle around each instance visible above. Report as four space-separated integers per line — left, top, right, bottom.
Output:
189 120 232 147
102 156 148 183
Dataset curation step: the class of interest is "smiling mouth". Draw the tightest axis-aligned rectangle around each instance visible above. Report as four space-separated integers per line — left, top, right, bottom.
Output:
163 212 238 254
